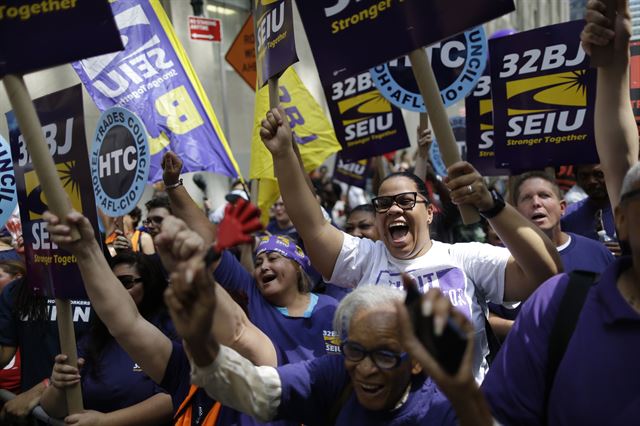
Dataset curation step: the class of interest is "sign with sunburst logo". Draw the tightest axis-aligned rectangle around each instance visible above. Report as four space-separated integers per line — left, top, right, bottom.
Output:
489 20 599 170
324 70 409 161
5 85 101 300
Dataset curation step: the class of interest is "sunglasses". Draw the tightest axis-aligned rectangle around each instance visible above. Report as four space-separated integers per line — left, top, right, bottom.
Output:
371 192 428 214
144 216 164 226
340 340 408 370
116 275 143 289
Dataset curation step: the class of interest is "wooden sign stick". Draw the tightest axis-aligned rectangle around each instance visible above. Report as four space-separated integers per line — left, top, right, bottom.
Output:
408 49 480 224
2 74 84 414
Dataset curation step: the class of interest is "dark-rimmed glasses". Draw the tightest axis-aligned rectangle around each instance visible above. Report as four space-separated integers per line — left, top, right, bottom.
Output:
371 192 428 214
117 275 143 289
340 340 408 370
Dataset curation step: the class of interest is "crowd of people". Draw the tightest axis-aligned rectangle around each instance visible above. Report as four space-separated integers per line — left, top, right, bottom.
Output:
0 2 639 425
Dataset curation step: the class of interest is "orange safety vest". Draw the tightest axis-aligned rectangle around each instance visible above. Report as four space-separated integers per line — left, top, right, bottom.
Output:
174 385 221 426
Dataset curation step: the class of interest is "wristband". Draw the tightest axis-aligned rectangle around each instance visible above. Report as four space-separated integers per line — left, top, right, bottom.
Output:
165 178 183 190
479 189 506 219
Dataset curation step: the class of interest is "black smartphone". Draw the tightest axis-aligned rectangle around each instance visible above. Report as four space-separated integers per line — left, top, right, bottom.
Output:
404 281 468 375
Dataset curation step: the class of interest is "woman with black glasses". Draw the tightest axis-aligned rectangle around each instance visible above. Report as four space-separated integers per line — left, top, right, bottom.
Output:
258 108 562 383
40 252 176 426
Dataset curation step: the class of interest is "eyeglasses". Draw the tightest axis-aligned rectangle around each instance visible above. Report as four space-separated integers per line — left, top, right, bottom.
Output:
144 216 164 226
116 275 143 289
340 340 408 370
371 192 428 213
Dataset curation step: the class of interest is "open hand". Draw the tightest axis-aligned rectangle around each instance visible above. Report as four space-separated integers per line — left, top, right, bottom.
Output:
215 198 262 252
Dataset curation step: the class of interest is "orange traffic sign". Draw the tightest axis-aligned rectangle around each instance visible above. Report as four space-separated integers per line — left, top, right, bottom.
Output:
225 14 256 90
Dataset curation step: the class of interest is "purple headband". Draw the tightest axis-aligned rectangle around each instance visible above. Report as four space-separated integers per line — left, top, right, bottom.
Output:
255 235 311 274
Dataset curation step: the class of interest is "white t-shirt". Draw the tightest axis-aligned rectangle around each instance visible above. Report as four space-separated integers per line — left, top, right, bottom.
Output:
329 233 511 383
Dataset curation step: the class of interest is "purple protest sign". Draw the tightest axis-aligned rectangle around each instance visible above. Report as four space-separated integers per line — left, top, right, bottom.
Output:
325 71 409 161
73 0 241 182
465 73 509 176
254 0 298 88
333 154 370 189
5 85 101 300
295 0 514 81
489 20 598 170
0 0 122 76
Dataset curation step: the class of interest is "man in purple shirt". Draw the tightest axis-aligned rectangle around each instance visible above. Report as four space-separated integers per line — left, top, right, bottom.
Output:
489 172 614 335
483 5 640 423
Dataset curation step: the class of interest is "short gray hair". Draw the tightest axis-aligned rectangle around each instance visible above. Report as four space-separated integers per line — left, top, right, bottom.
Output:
333 285 404 341
620 163 640 202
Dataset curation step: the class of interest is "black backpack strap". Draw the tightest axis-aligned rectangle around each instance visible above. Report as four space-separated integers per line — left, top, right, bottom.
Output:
544 270 597 419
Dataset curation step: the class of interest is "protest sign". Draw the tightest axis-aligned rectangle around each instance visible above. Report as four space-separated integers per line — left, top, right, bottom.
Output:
465 73 509 176
490 20 598 170
226 14 257 90
0 136 18 228
91 107 150 217
73 0 241 182
324 71 409 161
333 154 370 188
254 0 297 89
250 67 341 222
295 0 513 81
371 27 487 112
0 0 122 76
5 85 100 300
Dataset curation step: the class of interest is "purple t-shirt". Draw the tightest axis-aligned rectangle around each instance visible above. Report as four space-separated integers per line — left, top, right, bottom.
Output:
76 313 176 417
489 232 614 320
276 355 457 425
214 251 340 364
561 198 615 241
482 258 640 425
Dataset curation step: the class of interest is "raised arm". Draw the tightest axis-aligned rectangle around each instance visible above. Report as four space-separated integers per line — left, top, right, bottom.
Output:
162 151 217 246
582 0 639 207
164 258 281 423
44 211 172 384
446 162 562 302
260 108 343 278
155 216 277 367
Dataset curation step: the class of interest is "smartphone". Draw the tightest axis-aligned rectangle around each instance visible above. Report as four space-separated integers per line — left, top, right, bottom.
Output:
404 281 468 375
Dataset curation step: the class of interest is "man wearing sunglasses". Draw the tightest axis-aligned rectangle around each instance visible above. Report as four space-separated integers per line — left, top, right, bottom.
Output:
144 196 171 238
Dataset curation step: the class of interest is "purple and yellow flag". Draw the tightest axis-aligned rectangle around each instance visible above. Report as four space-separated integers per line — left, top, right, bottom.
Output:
73 0 241 182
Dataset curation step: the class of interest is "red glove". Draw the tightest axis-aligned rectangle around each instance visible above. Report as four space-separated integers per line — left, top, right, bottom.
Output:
215 198 262 252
